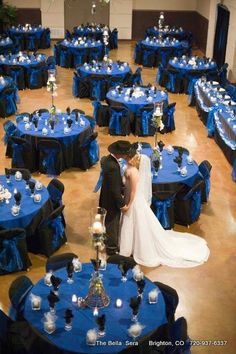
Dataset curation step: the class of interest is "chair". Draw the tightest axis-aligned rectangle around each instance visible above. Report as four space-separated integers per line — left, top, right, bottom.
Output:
6 168 31 181
141 45 156 67
47 178 64 208
160 47 174 67
40 28 51 49
134 42 143 65
109 28 118 49
167 317 191 354
107 254 136 268
84 115 96 130
88 47 103 62
109 106 131 136
10 136 36 172
45 252 78 272
162 102 176 133
225 84 236 101
0 229 31 275
174 179 204 226
198 160 212 203
172 146 189 155
0 310 13 354
107 75 125 90
12 34 24 51
59 46 72 68
38 139 64 176
184 69 203 95
65 29 72 40
72 72 90 98
166 67 184 93
135 105 155 136
153 281 179 323
92 100 110 126
6 65 25 90
218 63 228 86
53 43 60 65
8 275 33 320
124 67 143 86
33 205 67 257
26 64 44 89
156 63 169 87
25 33 39 51
89 74 107 101
73 48 88 66
76 132 100 170
151 191 177 230
3 120 17 157
0 86 18 117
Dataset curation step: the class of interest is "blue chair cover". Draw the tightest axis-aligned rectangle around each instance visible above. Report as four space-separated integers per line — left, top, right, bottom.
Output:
3 121 17 145
12 143 24 166
156 65 163 85
29 67 42 87
0 237 23 272
72 75 79 96
91 79 106 100
50 216 65 250
142 49 153 67
141 110 153 135
46 31 51 48
93 169 103 192
161 50 172 67
206 106 218 137
190 190 201 221
187 77 199 96
42 148 59 176
60 49 68 67
74 49 87 66
2 90 17 115
9 68 21 86
28 36 36 51
47 183 63 205
92 100 101 120
152 196 175 229
89 139 99 165
164 105 175 131
109 110 124 135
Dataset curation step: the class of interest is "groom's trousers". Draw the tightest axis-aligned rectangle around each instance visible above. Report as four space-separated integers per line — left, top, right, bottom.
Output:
105 211 121 255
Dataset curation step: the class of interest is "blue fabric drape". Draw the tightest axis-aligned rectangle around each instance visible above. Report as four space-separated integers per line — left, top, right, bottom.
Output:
0 237 23 272
42 148 58 176
28 36 36 51
213 4 230 68
91 80 105 100
72 76 79 97
3 121 16 145
109 110 123 135
165 106 175 131
206 106 218 137
191 190 202 221
2 91 17 115
89 140 99 165
141 110 152 135
12 143 24 166
152 196 174 229
50 217 65 250
29 68 41 87
92 100 101 120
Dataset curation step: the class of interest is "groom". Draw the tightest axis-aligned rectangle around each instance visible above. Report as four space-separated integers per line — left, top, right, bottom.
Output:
99 140 132 255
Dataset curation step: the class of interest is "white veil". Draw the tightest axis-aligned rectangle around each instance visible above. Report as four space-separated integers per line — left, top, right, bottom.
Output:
138 154 152 205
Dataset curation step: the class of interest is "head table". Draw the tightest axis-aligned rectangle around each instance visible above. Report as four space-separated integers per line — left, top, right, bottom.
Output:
0 175 51 230
24 263 167 354
16 112 92 169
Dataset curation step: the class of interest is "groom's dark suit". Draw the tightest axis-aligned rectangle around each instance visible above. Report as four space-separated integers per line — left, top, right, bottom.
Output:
99 154 125 254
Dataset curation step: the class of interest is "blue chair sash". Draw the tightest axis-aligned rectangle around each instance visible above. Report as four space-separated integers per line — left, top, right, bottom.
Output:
29 68 41 87
109 110 123 135
206 106 218 137
187 77 199 96
3 91 17 115
42 148 58 176
91 80 105 101
47 184 63 204
12 143 25 166
165 106 175 131
28 36 36 50
89 140 99 165
143 49 152 66
0 237 23 272
60 49 68 67
141 110 152 135
3 121 16 144
152 196 175 229
191 190 201 221
92 100 101 120
50 216 65 250
72 76 79 97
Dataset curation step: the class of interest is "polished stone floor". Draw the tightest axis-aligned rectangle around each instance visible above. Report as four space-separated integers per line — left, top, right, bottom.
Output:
0 41 235 354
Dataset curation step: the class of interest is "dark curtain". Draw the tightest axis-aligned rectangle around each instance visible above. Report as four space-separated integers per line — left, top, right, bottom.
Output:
0 0 3 34
213 3 230 68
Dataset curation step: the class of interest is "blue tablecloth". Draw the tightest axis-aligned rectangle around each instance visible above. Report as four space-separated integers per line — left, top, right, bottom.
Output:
24 263 167 354
141 39 182 50
169 57 217 74
0 38 14 54
78 62 130 79
0 53 47 68
73 26 104 37
9 27 45 40
106 87 168 113
0 175 49 229
141 148 199 186
61 39 103 51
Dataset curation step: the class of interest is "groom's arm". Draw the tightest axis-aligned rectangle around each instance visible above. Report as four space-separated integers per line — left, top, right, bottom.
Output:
106 165 126 209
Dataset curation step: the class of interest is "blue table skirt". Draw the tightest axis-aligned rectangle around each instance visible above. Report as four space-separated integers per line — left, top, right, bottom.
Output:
17 113 91 147
24 263 167 354
106 88 168 114
0 175 50 229
9 28 45 40
78 63 130 79
60 42 103 52
141 149 199 187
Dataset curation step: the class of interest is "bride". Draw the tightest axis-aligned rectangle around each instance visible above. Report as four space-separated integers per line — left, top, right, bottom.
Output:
119 151 210 268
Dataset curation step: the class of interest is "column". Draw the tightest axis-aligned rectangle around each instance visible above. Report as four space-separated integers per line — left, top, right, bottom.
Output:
109 0 133 39
41 0 65 39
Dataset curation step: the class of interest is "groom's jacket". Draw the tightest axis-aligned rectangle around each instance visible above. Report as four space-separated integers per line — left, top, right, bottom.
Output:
99 154 125 213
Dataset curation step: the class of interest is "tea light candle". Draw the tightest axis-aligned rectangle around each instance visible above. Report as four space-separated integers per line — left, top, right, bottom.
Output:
93 307 99 316
148 289 158 304
116 299 123 308
32 297 41 309
134 271 144 282
92 221 103 234
72 294 77 303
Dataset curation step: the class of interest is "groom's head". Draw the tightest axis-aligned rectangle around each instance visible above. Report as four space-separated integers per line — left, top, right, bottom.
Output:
108 140 132 159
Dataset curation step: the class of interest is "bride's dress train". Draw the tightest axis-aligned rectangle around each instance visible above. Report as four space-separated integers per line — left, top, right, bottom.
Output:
119 155 210 268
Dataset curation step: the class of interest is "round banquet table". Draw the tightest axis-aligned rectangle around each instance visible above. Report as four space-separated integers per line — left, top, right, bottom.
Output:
146 27 191 42
55 39 105 68
141 148 199 189
78 61 130 80
24 263 167 354
73 26 106 41
168 57 217 75
16 112 93 169
0 175 51 230
8 26 50 50
106 86 168 114
0 37 14 54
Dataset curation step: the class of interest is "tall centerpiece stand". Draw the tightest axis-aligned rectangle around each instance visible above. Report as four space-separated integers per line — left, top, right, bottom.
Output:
151 102 165 176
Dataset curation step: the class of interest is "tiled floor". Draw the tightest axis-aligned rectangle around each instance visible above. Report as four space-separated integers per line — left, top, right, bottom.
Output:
0 41 235 354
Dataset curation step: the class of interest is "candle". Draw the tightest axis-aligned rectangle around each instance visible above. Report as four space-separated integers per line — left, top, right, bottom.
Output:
116 299 123 308
44 272 52 286
86 329 98 346
134 271 144 282
95 214 101 221
148 289 159 304
44 321 56 334
72 294 77 303
92 221 103 234
93 307 99 316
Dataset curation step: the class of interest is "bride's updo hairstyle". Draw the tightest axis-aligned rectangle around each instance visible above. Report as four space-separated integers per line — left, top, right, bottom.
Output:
128 143 141 169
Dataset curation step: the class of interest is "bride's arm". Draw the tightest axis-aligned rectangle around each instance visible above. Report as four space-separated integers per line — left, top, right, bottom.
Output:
126 167 139 210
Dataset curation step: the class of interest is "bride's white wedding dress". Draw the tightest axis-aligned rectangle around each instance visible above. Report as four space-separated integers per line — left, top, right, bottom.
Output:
119 154 210 268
